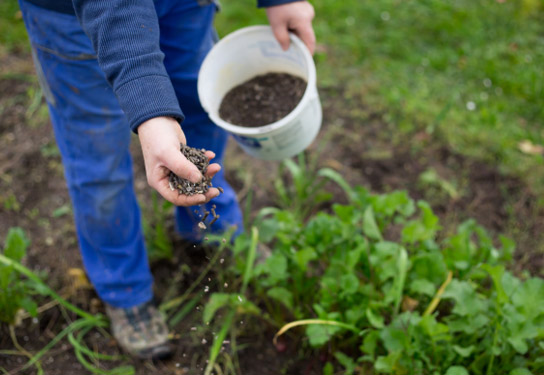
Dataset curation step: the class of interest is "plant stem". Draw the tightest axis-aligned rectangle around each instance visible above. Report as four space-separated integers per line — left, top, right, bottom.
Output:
240 227 258 295
8 325 32 359
7 324 44 375
486 320 500 375
274 319 360 346
423 271 453 317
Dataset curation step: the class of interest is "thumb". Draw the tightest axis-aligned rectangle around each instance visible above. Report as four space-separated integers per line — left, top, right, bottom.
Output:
271 23 291 51
162 146 202 184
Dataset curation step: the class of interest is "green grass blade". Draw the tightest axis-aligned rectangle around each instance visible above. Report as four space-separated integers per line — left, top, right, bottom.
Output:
68 326 124 361
72 343 134 375
273 175 290 207
317 168 356 201
203 310 235 375
241 227 258 294
255 207 280 222
392 248 409 317
168 292 204 327
203 227 259 375
69 332 133 375
21 318 92 372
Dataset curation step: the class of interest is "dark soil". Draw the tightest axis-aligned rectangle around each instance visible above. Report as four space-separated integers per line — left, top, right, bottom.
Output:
1 53 543 374
219 73 307 127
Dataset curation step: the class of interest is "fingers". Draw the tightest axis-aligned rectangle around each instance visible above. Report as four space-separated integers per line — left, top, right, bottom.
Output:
270 21 291 51
137 116 223 207
266 2 316 53
157 184 220 207
162 146 202 183
292 22 316 55
156 158 221 207
155 148 222 206
205 150 216 160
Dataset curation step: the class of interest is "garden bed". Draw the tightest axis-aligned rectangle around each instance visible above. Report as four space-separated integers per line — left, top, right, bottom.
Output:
0 52 543 374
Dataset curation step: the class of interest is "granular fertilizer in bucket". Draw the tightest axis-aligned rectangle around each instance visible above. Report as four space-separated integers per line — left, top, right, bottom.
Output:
198 26 322 160
218 73 307 127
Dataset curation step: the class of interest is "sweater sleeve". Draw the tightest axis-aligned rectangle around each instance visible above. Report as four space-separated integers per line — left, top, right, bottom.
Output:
72 0 184 132
257 0 304 8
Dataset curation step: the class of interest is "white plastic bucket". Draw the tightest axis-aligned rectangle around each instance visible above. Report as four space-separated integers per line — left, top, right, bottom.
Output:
197 25 322 161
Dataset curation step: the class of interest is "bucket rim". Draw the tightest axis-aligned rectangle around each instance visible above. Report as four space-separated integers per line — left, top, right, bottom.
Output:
199 25 317 136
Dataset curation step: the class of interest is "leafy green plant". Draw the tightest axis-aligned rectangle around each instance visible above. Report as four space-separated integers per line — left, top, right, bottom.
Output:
0 227 38 324
231 186 544 374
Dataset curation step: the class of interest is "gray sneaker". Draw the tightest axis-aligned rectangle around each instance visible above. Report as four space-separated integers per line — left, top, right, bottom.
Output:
105 300 172 360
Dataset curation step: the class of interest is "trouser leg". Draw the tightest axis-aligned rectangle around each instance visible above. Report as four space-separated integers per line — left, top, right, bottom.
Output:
19 1 152 308
156 0 243 242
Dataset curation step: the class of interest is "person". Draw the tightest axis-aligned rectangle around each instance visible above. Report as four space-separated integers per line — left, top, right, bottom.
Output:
17 0 316 360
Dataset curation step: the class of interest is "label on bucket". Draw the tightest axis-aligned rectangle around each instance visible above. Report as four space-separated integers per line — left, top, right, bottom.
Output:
233 135 268 149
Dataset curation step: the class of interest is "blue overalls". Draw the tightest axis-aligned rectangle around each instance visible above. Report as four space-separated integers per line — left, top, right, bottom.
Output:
18 0 243 308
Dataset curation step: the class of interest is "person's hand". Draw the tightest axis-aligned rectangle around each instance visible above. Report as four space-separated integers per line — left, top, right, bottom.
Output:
266 1 316 55
138 116 220 206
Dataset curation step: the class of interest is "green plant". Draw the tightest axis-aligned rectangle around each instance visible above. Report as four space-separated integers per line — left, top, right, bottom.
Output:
273 152 354 221
418 168 462 201
25 84 49 126
143 191 174 263
0 0 29 52
0 227 37 324
231 185 544 374
0 229 134 375
202 227 262 375
2 192 21 212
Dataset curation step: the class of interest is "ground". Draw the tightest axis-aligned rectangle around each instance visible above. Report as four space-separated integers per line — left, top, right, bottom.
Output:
1 0 543 373
0 48 543 373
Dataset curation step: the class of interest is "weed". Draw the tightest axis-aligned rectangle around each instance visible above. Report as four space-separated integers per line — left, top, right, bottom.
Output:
0 230 134 374
418 168 462 201
143 191 174 263
0 227 37 324
1 192 21 212
203 227 260 375
25 85 49 126
273 152 352 221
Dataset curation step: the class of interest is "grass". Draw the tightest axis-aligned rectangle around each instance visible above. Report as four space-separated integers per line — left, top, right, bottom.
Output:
3 0 542 193
0 0 28 53
215 0 544 195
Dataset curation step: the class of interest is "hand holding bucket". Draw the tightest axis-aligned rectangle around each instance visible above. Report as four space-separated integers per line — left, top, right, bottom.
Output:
197 26 322 161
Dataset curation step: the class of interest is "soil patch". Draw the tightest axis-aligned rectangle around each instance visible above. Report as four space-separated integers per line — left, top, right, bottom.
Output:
219 73 306 127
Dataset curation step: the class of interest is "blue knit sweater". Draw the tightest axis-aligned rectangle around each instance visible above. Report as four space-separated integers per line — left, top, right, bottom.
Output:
23 0 301 132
